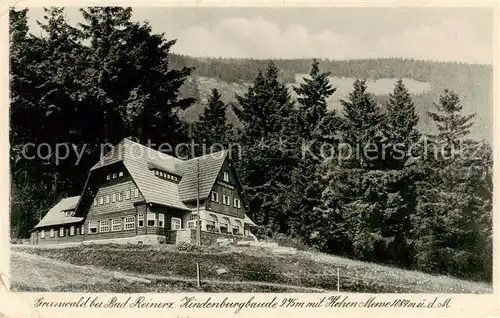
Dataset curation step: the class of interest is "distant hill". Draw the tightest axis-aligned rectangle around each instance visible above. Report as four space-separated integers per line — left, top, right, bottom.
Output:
172 55 493 142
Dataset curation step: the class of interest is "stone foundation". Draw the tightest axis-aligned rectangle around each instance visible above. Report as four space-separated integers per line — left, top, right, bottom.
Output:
82 234 166 245
200 231 254 246
167 229 254 245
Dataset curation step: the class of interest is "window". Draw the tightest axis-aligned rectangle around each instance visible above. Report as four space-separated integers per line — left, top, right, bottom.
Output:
50 228 55 238
134 188 139 198
40 230 45 239
211 192 219 202
81 225 85 235
118 192 123 201
70 226 75 236
100 220 110 232
147 213 156 227
112 173 117 179
220 217 230 234
155 170 159 176
88 221 98 234
119 171 124 177
125 189 131 200
112 219 121 231
106 175 111 180
234 198 241 208
171 217 181 230
112 193 116 203
105 194 110 204
158 214 165 228
99 196 104 205
124 216 135 230
223 172 229 182
187 214 197 229
222 195 230 206
59 227 65 237
138 214 144 227
206 214 218 232
233 220 242 235
94 198 98 206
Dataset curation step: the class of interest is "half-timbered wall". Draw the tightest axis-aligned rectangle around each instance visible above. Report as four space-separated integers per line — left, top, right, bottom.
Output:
205 159 245 219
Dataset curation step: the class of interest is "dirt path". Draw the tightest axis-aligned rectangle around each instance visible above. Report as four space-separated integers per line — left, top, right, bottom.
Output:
10 251 150 291
10 250 326 292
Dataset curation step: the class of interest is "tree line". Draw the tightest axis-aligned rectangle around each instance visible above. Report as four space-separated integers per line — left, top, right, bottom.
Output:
170 54 492 84
10 7 492 282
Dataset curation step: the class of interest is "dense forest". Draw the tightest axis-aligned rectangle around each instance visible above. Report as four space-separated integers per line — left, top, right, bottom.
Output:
170 54 492 84
10 7 492 282
171 54 492 142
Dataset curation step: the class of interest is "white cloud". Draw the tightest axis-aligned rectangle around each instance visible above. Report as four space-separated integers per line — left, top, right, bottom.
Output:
172 17 491 64
374 18 492 64
174 17 351 59
26 8 490 64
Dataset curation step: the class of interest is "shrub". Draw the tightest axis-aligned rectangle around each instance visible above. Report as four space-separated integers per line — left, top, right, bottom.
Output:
258 233 312 251
175 242 201 253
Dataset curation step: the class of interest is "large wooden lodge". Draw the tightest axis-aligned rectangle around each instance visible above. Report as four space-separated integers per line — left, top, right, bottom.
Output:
30 138 257 245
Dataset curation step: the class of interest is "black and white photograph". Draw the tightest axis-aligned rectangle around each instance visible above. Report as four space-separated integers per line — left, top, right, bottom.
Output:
7 5 495 296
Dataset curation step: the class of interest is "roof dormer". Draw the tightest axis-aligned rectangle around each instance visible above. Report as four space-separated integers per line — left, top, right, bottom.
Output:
148 162 181 184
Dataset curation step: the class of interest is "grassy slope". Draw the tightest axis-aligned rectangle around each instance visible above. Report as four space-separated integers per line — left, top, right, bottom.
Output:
11 249 308 293
12 244 492 293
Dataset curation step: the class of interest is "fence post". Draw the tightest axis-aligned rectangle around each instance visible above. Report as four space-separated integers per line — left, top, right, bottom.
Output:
196 262 201 288
337 268 340 292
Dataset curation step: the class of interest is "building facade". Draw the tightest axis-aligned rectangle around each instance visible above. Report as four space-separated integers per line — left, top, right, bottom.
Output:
30 138 257 245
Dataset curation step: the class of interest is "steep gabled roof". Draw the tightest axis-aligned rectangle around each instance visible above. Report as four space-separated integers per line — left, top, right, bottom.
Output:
244 214 257 226
34 196 83 228
122 140 187 210
176 150 228 202
88 138 228 210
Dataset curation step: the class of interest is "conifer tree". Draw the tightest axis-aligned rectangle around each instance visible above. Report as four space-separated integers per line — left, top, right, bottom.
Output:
235 62 295 141
192 88 233 153
10 7 88 237
234 61 296 234
317 79 386 258
341 79 384 169
284 60 338 241
79 7 195 146
380 79 422 266
427 89 475 148
385 79 421 168
10 8 41 147
10 8 46 239
414 89 491 279
293 59 336 139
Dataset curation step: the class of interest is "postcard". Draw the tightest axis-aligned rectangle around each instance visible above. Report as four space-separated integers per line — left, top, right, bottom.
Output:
1 2 498 318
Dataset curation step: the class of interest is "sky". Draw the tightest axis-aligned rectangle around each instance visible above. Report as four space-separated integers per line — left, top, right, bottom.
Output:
26 7 494 64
